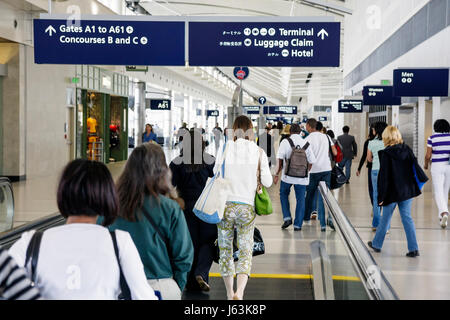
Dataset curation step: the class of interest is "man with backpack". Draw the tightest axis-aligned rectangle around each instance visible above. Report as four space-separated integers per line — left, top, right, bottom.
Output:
274 124 316 231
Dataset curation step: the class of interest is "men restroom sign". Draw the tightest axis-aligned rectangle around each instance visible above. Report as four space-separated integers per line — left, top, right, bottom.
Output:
148 99 171 110
393 68 449 97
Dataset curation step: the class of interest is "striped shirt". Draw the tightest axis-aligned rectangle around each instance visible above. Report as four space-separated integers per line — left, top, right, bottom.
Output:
0 247 41 300
427 133 450 163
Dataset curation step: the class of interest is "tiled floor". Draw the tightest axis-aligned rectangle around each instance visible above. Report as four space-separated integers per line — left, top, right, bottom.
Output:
5 146 450 300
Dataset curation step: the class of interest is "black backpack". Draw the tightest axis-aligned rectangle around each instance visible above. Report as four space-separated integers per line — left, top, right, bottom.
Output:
284 138 310 178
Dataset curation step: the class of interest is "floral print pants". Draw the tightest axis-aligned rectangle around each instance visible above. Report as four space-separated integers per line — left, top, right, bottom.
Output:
217 202 256 277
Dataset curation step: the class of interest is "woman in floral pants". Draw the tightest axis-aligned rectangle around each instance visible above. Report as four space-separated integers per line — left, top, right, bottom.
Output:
214 116 272 300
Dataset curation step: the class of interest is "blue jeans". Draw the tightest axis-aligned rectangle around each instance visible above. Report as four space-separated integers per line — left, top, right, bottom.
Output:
372 199 419 252
338 158 352 181
368 167 373 206
371 170 381 228
280 181 306 229
304 172 332 228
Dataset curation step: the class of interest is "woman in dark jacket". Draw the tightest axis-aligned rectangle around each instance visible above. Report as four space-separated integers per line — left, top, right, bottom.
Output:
368 126 428 258
169 129 217 292
356 124 376 205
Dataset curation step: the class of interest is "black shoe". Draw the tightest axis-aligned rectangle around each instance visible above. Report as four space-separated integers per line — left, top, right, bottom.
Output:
282 220 292 229
327 217 336 231
345 181 350 184
294 227 302 232
368 241 381 253
406 251 420 258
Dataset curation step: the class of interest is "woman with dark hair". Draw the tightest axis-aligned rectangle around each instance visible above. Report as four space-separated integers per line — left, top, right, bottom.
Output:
356 124 376 205
425 119 450 229
106 143 194 300
142 123 157 144
215 115 272 300
9 159 157 300
367 122 388 231
169 129 217 293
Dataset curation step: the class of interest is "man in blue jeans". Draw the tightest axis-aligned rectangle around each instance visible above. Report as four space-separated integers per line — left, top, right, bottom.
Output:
303 119 337 232
274 124 316 231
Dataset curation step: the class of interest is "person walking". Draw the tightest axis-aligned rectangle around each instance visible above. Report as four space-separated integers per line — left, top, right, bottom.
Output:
424 119 450 229
142 124 158 144
9 159 159 300
274 124 316 231
215 115 272 300
304 119 337 231
106 144 194 300
356 124 376 206
337 126 358 184
368 126 428 258
170 129 217 293
212 123 223 154
367 122 388 231
257 126 275 167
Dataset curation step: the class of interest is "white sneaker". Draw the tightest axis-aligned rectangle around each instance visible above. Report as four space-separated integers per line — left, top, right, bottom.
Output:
440 214 448 229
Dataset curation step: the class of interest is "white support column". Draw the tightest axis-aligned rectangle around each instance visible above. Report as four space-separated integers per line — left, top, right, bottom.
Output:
169 90 174 149
432 97 442 126
202 100 207 129
188 96 194 128
392 105 400 128
418 97 426 167
183 94 189 126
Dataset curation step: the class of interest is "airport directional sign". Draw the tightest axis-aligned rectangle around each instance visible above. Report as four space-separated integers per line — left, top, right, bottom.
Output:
233 67 250 80
243 106 261 115
189 21 341 67
147 99 171 110
206 110 219 117
258 96 267 105
363 86 401 105
264 106 298 115
34 19 185 65
338 100 363 113
393 68 449 97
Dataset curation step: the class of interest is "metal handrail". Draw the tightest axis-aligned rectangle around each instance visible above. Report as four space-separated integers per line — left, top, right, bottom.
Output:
0 213 65 249
318 181 399 300
0 177 15 233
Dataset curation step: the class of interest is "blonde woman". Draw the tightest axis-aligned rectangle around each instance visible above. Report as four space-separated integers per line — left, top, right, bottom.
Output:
215 116 272 300
368 126 428 258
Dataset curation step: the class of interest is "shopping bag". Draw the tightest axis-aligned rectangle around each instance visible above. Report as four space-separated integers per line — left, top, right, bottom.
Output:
213 227 265 264
193 143 232 224
255 148 273 216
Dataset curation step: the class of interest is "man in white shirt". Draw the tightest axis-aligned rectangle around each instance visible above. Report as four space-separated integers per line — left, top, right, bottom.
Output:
274 124 316 231
304 119 337 232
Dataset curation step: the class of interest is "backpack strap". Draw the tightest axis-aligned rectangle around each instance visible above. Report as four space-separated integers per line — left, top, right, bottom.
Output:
302 142 310 151
25 231 44 286
110 231 132 300
287 138 296 149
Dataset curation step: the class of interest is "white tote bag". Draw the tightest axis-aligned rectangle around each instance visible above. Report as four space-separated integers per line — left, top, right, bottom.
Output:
193 143 232 224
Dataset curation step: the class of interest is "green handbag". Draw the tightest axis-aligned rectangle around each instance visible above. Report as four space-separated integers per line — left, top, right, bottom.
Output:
255 148 273 216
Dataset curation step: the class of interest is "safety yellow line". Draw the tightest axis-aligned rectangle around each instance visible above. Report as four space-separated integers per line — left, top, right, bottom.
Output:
209 273 360 282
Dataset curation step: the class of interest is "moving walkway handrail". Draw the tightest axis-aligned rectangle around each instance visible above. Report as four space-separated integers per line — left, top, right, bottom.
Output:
0 177 15 232
0 213 65 249
318 182 399 300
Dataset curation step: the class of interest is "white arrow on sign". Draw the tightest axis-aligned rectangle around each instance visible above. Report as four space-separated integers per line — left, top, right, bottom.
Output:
45 25 56 37
317 29 328 40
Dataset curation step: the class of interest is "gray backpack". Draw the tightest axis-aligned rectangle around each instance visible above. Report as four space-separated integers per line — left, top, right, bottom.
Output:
285 138 310 178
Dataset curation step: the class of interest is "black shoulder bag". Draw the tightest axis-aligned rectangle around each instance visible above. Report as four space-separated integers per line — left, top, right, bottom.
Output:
25 231 44 287
110 231 132 300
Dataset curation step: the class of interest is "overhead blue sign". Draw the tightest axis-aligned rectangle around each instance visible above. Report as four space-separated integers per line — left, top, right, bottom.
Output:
259 96 267 105
319 116 328 121
233 67 250 80
243 106 260 115
147 99 171 110
34 19 185 65
264 106 298 115
393 68 449 97
338 100 363 113
189 22 341 67
363 86 401 105
206 110 219 117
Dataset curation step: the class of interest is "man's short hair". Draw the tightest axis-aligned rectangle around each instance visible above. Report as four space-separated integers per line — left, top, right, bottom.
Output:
343 126 350 133
290 124 301 134
316 122 324 131
306 118 317 130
